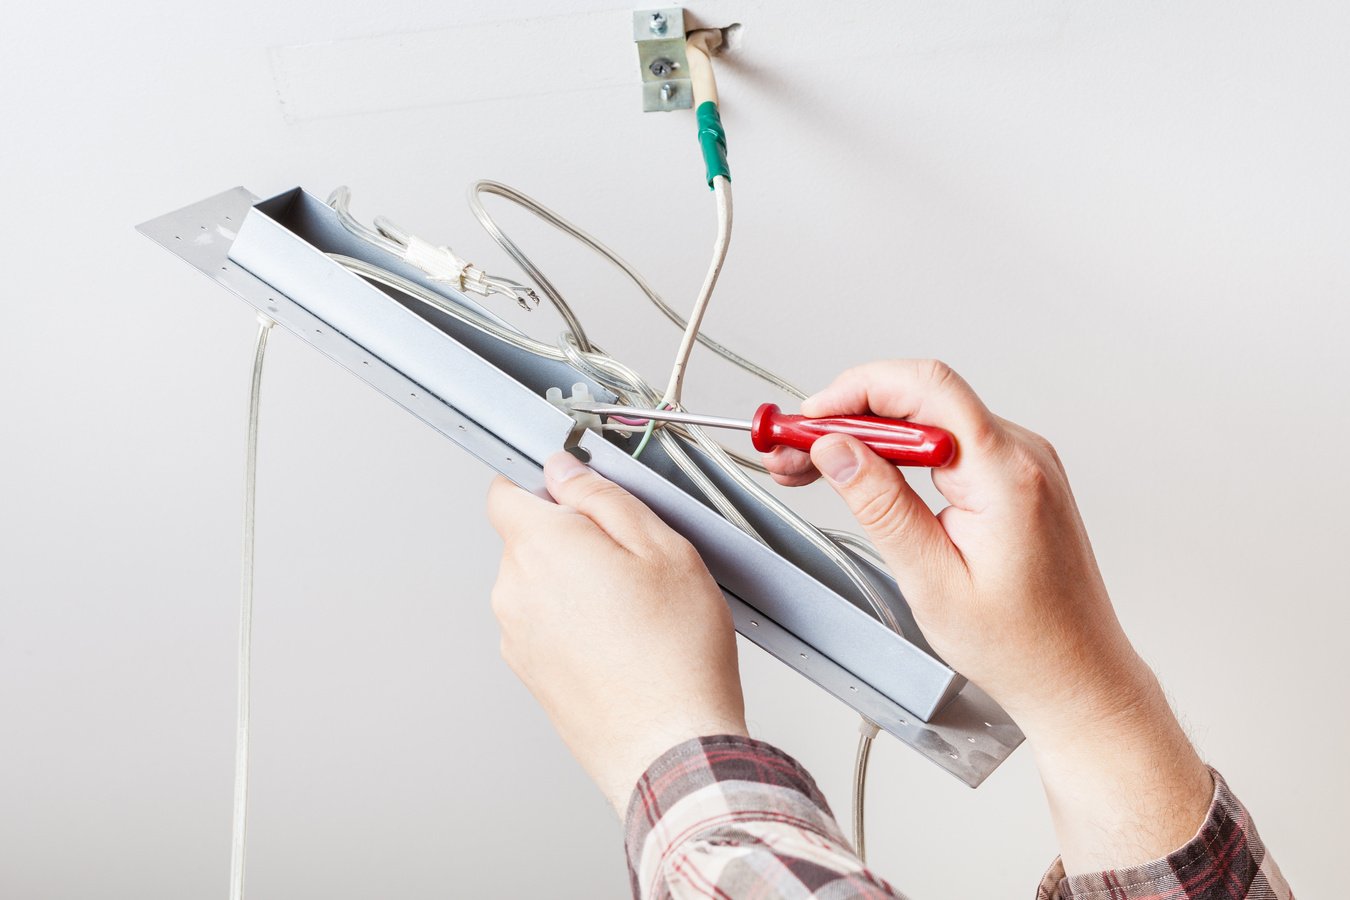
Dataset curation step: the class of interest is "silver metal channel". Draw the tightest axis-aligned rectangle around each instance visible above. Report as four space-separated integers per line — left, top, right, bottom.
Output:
137 187 1023 787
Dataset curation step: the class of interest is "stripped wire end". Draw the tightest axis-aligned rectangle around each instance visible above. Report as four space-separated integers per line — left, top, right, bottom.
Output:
503 283 541 310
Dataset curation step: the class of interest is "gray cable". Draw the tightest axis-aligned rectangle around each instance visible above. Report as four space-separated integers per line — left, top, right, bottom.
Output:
467 179 806 399
852 719 879 864
329 217 902 631
467 180 595 351
324 182 904 877
821 528 887 567
230 317 272 900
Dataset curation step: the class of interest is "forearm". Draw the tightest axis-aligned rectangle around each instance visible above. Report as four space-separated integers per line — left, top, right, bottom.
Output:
624 729 1289 900
1015 651 1214 875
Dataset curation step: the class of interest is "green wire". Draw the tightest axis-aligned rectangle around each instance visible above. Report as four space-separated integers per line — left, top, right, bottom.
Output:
631 419 656 459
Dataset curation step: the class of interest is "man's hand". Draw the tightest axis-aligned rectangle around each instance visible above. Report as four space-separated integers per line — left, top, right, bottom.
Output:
486 452 747 815
764 359 1132 729
764 359 1214 874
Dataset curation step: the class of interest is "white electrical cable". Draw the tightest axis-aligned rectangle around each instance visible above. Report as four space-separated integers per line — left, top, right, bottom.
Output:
329 182 909 869
230 317 272 900
327 195 904 632
660 175 732 409
852 717 881 864
461 181 804 399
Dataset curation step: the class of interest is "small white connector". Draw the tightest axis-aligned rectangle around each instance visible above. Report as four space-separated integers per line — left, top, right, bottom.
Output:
547 383 604 435
377 216 538 309
403 234 495 298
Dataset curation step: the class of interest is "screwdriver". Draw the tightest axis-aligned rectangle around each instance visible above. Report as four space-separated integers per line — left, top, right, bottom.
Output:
569 402 956 467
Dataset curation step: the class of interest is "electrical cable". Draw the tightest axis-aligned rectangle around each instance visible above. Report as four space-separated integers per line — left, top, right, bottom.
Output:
467 180 596 352
328 187 538 309
322 44 906 864
462 180 804 400
821 528 887 567
230 317 272 900
328 214 902 629
852 717 881 864
660 174 731 408
318 252 762 538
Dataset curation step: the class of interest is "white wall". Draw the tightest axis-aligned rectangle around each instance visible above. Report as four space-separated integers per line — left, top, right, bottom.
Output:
2 2 1346 897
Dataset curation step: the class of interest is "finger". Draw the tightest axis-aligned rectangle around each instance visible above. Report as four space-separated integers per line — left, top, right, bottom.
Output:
761 445 820 487
486 474 556 537
543 452 669 551
810 433 962 594
802 360 1004 461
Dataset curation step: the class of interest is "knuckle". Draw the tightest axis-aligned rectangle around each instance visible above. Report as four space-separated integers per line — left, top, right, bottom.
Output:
1008 445 1053 493
965 417 1002 453
1009 428 1064 476
852 483 910 540
576 480 630 512
920 358 957 388
1034 433 1064 467
636 531 702 573
664 534 703 568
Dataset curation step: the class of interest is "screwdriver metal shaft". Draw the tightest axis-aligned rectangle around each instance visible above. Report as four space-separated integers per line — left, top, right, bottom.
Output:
569 401 956 467
569 402 752 431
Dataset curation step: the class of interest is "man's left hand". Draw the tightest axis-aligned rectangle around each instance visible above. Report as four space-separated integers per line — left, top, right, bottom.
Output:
486 452 747 814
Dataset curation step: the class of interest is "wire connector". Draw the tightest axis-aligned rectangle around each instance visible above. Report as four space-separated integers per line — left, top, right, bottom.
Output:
547 383 605 435
402 235 537 309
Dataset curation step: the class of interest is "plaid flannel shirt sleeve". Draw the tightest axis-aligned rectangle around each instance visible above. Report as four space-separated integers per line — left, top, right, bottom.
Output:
1036 768 1293 900
624 734 906 899
624 736 1292 900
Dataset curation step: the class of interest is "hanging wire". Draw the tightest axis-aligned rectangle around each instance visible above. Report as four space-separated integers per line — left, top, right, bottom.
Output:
326 185 911 875
230 317 272 900
853 718 881 863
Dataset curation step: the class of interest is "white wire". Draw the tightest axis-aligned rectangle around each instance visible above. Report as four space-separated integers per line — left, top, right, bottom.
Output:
458 181 804 399
660 175 732 408
230 317 271 900
327 197 902 632
852 717 881 863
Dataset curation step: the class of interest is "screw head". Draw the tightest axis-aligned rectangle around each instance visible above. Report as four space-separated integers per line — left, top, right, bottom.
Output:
660 82 675 102
649 57 674 77
649 12 668 35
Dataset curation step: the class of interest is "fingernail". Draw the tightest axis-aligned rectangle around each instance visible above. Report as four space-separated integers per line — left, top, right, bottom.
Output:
545 451 588 483
815 438 859 484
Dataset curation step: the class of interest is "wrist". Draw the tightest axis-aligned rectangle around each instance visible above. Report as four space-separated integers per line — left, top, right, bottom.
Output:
598 715 749 816
1012 652 1214 875
1006 647 1163 747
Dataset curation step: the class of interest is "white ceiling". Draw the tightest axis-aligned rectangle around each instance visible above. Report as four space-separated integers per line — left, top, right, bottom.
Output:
2 2 1346 897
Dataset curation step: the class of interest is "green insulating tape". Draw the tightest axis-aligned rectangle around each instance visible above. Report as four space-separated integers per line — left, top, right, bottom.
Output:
696 101 730 188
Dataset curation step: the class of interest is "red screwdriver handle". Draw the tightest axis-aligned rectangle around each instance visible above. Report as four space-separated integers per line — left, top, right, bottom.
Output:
750 403 956 467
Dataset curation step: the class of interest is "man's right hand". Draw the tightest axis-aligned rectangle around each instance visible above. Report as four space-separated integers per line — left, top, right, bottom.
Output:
764 359 1214 875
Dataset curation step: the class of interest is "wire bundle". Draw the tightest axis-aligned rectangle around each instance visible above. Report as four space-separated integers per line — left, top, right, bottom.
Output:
313 28 891 874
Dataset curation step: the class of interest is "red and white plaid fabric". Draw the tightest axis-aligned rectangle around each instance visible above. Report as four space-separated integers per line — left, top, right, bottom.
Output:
624 735 1292 900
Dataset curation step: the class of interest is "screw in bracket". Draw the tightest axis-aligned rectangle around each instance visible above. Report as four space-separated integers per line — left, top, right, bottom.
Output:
660 82 675 102
649 57 675 77
649 12 668 35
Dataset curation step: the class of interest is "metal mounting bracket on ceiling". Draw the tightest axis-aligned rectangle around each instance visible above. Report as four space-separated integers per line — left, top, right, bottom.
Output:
137 187 1024 787
634 7 692 112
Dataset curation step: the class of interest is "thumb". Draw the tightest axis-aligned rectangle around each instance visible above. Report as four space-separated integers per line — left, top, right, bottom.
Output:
543 452 667 549
809 434 958 593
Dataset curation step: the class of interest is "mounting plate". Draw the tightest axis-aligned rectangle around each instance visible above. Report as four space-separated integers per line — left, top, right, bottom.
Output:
137 187 1024 787
634 7 692 112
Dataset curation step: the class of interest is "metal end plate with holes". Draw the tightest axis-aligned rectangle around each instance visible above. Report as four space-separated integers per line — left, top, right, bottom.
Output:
634 7 692 112
137 187 1023 787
